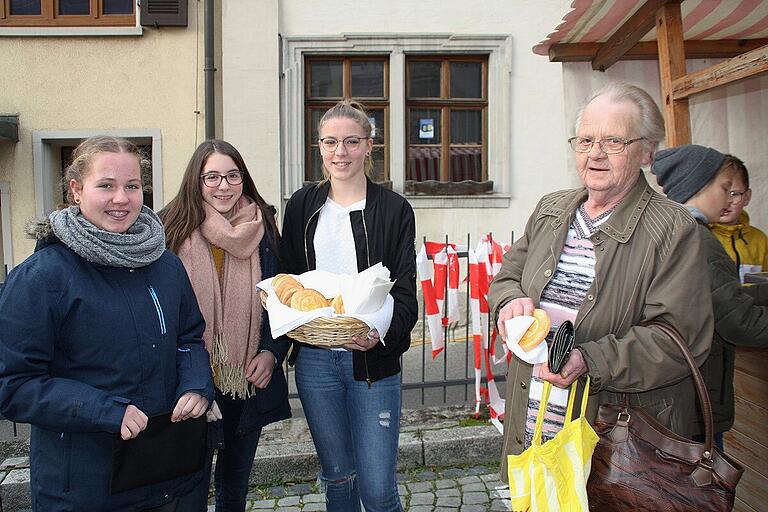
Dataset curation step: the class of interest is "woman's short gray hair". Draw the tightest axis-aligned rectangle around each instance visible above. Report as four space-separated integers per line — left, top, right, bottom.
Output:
575 82 665 150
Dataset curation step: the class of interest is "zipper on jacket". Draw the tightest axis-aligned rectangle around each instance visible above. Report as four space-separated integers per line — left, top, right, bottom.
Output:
361 214 371 268
363 352 372 388
147 285 167 335
304 205 324 270
730 235 742 279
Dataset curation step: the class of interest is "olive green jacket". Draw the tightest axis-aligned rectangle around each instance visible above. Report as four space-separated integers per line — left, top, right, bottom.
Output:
489 173 713 480
696 221 768 434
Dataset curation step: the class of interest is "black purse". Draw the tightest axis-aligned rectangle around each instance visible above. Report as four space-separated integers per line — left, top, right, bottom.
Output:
111 413 207 494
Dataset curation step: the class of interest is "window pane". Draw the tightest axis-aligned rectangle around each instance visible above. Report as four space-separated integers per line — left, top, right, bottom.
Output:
450 62 483 98
59 0 90 15
351 61 384 98
309 61 343 98
449 147 482 182
370 146 386 183
9 0 41 15
407 147 441 182
451 110 482 144
309 109 325 143
409 109 441 145
409 61 440 98
103 0 133 14
368 109 385 144
307 146 324 182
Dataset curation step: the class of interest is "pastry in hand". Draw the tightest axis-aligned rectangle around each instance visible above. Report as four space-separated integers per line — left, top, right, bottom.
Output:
330 294 345 314
518 309 551 351
290 289 330 311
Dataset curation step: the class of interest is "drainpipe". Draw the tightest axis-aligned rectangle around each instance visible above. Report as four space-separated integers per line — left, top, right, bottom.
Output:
204 0 215 140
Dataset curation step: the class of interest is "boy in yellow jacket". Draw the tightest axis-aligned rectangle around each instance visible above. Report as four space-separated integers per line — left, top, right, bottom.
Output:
709 155 768 284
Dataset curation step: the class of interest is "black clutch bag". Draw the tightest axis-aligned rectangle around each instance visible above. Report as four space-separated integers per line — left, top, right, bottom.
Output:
548 320 575 374
111 412 207 494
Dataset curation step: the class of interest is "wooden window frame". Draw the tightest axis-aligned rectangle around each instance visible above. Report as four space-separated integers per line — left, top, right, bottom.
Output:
0 0 135 27
406 55 489 188
304 55 390 184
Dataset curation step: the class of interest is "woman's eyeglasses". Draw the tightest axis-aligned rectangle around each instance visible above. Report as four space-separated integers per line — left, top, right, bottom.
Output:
319 136 371 152
200 171 244 187
568 136 646 154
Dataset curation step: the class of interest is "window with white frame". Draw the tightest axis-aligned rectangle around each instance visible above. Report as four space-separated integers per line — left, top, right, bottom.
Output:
282 34 512 208
33 130 162 217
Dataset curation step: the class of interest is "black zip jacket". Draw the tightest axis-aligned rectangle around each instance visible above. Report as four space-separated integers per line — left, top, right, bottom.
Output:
281 178 417 383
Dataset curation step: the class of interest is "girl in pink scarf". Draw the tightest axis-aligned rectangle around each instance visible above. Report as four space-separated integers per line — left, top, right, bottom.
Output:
161 140 291 512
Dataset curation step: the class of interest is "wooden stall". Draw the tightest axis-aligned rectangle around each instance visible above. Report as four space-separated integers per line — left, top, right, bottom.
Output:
534 1 768 510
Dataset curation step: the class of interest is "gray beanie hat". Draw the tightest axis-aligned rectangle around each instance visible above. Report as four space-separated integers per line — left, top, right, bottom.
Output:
651 144 726 204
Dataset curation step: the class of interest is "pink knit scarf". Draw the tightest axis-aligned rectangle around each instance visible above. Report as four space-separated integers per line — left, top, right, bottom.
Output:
178 196 264 398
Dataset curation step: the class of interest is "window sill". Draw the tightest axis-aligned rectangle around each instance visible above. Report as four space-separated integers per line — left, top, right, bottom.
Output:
0 25 142 36
407 194 511 209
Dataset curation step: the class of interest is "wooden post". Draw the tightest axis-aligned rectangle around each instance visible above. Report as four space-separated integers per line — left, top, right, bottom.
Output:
656 2 690 146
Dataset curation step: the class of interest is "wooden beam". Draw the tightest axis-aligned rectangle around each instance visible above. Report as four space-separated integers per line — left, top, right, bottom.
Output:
591 0 682 72
672 44 768 100
548 39 768 63
656 2 690 146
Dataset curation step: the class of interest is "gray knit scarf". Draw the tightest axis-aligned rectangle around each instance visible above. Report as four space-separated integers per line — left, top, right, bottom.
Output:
49 205 166 268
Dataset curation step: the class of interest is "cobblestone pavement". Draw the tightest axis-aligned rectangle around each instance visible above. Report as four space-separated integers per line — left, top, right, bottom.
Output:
212 465 512 512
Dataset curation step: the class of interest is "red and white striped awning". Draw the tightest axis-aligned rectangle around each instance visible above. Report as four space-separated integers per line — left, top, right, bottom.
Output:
534 0 768 56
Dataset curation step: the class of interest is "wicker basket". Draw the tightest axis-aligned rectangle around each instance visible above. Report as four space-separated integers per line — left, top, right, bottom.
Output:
260 291 369 347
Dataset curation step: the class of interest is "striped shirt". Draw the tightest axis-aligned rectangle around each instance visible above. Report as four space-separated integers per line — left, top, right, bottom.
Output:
523 204 612 447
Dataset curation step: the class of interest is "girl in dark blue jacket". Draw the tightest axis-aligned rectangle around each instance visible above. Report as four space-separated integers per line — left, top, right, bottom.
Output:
0 136 214 512
161 139 291 512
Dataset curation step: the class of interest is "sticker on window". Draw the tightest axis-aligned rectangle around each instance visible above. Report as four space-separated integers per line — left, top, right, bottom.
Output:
419 119 434 139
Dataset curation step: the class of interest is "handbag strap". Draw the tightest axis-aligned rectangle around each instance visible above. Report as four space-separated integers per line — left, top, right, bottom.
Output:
641 320 716 472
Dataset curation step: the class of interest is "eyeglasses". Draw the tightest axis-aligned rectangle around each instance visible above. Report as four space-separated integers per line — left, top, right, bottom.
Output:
319 136 371 152
200 171 244 188
568 136 646 154
728 190 747 203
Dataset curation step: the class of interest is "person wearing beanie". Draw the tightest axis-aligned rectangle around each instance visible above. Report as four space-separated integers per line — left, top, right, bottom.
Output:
651 144 768 450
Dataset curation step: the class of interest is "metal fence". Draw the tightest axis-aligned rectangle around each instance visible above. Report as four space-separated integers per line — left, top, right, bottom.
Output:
285 232 513 412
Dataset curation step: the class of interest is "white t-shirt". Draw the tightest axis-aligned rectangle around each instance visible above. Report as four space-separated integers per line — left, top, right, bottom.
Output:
314 197 366 275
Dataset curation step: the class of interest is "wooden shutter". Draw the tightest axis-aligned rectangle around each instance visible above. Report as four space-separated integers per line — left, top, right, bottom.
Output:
140 0 188 27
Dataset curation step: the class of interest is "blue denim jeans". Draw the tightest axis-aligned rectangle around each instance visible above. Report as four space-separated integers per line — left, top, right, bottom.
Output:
296 347 403 512
177 392 262 512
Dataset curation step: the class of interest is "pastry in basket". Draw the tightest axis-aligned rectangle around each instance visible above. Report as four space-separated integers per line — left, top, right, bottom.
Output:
290 289 330 311
273 273 301 292
273 273 304 305
518 308 551 352
276 281 304 305
330 294 345 314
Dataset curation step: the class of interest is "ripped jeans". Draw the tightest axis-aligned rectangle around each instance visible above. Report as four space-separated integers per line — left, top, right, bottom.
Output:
295 347 403 512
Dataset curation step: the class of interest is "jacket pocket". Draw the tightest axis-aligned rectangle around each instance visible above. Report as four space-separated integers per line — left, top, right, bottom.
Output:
60 432 73 493
147 285 167 336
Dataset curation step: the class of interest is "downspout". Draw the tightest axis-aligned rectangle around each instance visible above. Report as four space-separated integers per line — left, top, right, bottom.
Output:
204 0 216 140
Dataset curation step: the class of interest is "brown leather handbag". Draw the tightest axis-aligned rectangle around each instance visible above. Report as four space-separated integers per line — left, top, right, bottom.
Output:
586 320 744 511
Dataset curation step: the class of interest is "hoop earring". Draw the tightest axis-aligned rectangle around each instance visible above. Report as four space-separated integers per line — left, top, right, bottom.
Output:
366 152 371 157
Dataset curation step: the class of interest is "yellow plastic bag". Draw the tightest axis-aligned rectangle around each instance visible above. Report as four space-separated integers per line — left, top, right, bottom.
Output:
507 377 598 512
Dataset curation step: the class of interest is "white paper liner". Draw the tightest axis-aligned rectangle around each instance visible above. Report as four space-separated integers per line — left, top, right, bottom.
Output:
505 316 548 364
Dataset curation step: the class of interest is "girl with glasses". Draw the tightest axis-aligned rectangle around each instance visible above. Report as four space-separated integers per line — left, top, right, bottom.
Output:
281 100 417 512
161 140 291 511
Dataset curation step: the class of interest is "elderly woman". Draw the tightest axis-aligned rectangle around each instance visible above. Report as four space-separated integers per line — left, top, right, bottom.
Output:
489 82 713 476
